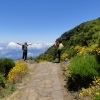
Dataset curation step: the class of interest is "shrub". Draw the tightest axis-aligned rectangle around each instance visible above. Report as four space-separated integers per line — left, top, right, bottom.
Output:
61 53 68 61
78 77 100 100
67 54 100 90
0 82 16 99
3 58 15 76
7 60 28 83
0 60 27 98
0 59 5 74
0 58 15 76
94 92 100 100
0 73 5 88
0 73 6 98
66 47 75 58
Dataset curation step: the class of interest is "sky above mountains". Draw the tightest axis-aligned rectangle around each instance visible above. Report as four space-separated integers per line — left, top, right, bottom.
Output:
0 0 100 43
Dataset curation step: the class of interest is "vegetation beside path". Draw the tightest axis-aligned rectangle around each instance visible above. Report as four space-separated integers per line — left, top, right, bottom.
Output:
0 59 37 99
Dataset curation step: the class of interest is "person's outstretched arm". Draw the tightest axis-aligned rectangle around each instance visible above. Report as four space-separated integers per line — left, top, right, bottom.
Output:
27 43 33 46
17 43 22 46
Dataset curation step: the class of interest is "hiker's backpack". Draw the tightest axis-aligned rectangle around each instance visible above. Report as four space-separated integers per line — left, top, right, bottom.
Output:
22 45 24 50
22 45 27 51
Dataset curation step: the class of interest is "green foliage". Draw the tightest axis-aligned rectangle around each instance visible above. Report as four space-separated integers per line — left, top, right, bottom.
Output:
69 18 100 47
66 48 75 58
0 82 16 98
5 83 16 97
35 53 53 62
94 92 100 100
0 58 15 76
67 54 100 90
0 73 16 99
69 54 99 78
0 58 15 98
35 44 56 62
0 59 5 74
0 73 5 88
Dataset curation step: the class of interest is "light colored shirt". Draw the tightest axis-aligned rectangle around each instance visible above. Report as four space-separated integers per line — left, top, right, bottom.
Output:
58 43 64 50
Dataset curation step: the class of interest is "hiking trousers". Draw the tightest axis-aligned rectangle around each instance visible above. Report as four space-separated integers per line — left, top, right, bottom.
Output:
58 50 61 62
53 50 58 60
22 51 27 61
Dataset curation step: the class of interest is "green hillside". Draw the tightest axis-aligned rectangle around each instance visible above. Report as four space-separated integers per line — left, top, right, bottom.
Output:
35 17 100 62
34 17 100 99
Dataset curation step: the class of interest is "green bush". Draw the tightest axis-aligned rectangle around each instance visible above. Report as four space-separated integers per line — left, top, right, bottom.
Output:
0 73 5 88
0 58 15 76
0 82 16 99
67 54 100 90
66 48 75 59
3 83 16 98
4 58 15 76
94 93 100 100
0 59 5 74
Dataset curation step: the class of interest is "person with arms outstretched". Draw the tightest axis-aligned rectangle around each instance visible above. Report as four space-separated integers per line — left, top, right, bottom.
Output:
17 42 32 61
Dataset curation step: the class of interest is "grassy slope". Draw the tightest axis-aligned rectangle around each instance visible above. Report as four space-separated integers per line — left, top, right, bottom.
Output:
34 17 100 62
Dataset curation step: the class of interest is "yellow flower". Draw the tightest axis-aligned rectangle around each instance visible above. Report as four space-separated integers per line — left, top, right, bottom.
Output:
96 92 99 95
7 60 28 83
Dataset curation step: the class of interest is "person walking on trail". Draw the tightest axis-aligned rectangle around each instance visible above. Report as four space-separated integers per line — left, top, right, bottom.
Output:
17 42 32 61
52 40 59 63
57 40 64 63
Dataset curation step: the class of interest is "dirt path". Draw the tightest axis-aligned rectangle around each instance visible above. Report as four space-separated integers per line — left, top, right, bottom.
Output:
1 61 76 100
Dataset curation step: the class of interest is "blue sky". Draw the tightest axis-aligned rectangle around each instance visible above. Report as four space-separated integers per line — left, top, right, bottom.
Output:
0 0 100 43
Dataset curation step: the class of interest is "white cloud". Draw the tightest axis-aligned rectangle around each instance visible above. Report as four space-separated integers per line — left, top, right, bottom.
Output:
0 47 3 50
29 42 53 49
6 41 53 50
7 42 21 49
29 43 44 49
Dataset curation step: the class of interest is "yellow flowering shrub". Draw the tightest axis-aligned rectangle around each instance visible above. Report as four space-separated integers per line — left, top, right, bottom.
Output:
74 45 81 54
71 45 100 56
78 77 100 100
89 44 99 54
7 60 28 83
61 53 68 61
78 46 86 55
71 45 86 55
86 44 100 55
96 47 100 55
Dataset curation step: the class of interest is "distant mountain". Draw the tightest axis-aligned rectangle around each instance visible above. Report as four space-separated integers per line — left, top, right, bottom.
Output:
0 41 53 60
35 17 100 61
